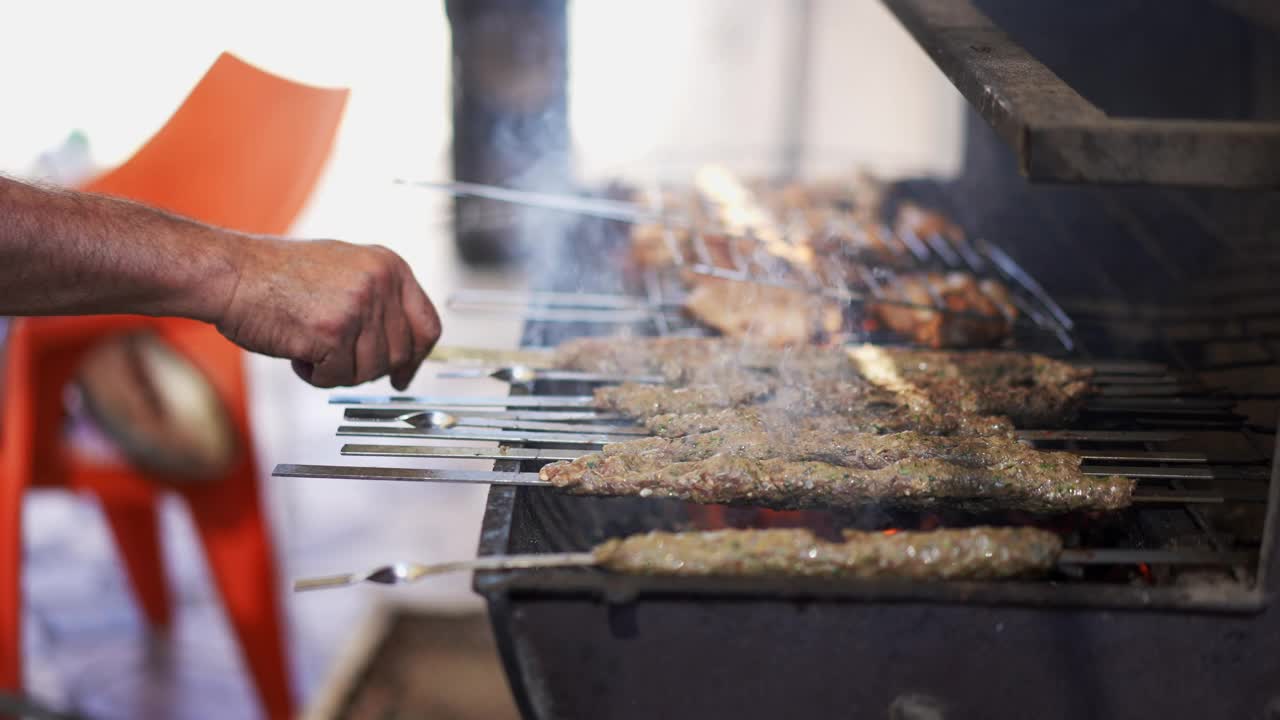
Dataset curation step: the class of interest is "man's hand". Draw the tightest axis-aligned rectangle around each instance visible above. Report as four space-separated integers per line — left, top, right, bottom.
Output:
216 238 441 390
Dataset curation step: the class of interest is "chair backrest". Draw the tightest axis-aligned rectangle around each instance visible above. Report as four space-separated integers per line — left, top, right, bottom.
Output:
81 51 349 235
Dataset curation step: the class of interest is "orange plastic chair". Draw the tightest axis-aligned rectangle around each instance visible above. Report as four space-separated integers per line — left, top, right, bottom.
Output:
0 52 348 719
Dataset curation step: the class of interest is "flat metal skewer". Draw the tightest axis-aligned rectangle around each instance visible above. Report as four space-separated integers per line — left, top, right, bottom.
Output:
431 365 1192 398
293 547 1254 592
1014 429 1186 442
331 395 597 408
271 464 1264 501
436 366 664 384
448 288 676 310
343 408 628 422
335 426 638 445
334 393 1232 419
1085 397 1237 410
1094 385 1208 398
1080 361 1169 375
1091 374 1195 386
294 552 598 592
423 343 1167 380
342 408 649 435
341 444 586 462
397 178 662 223
339 443 1268 468
336 424 1191 446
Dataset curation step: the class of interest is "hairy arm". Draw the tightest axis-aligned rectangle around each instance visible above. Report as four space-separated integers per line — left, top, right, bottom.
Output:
0 175 441 389
1 175 241 318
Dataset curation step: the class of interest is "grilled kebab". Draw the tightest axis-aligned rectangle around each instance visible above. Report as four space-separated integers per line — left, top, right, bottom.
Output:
554 337 1093 427
541 443 1132 514
595 526 1063 580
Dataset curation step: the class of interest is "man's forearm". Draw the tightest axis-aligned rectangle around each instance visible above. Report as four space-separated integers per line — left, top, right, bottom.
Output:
0 174 442 389
0 175 240 321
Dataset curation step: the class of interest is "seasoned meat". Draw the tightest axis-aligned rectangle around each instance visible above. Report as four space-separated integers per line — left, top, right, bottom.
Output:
630 173 1021 347
541 453 1134 514
681 276 844 347
559 338 1093 428
868 272 1017 349
641 404 1014 439
596 383 1014 438
594 383 772 418
595 429 1073 470
553 336 853 383
849 345 1094 428
894 202 966 252
593 526 1063 580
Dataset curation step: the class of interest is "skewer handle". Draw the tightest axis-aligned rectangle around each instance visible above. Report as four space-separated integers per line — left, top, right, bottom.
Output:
294 552 598 592
427 345 554 367
294 573 360 592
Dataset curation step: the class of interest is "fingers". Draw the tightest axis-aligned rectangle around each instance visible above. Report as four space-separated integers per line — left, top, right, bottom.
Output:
390 265 441 390
384 270 416 391
282 242 438 389
352 293 390 384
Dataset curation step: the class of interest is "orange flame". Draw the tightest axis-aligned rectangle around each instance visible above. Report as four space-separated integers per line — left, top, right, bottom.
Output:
1137 563 1153 583
882 528 901 536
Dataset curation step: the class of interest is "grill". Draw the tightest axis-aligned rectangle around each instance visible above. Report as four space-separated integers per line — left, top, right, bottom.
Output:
279 2 1280 718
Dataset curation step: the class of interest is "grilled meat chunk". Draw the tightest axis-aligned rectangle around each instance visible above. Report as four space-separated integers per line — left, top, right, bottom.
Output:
628 174 1018 347
593 526 1063 580
868 272 1016 349
541 453 1134 514
682 276 844 347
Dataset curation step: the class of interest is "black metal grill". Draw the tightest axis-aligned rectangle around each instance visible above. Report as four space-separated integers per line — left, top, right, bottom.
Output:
465 189 1280 720
465 93 1280 720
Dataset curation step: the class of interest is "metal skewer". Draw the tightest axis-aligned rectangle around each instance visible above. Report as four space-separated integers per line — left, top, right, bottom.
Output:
1094 385 1211 398
335 426 639 445
343 408 627 422
342 408 649 435
331 394 597 408
337 422 1191 445
337 409 1187 443
294 552 598 592
424 343 1167 380
293 547 1254 592
448 288 679 310
271 464 1266 500
431 362 1193 398
396 178 663 224
342 444 586 462
338 443 1268 468
436 366 664 384
333 392 1228 415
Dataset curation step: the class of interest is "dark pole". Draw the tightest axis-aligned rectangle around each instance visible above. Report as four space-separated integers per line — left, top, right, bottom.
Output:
446 0 571 267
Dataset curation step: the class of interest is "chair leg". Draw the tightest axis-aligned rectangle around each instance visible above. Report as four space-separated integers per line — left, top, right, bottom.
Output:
0 455 23 696
183 469 293 720
1 330 35 696
96 487 172 629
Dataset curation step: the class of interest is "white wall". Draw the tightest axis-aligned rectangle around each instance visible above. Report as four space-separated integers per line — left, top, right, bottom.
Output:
570 0 965 181
2 0 963 187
